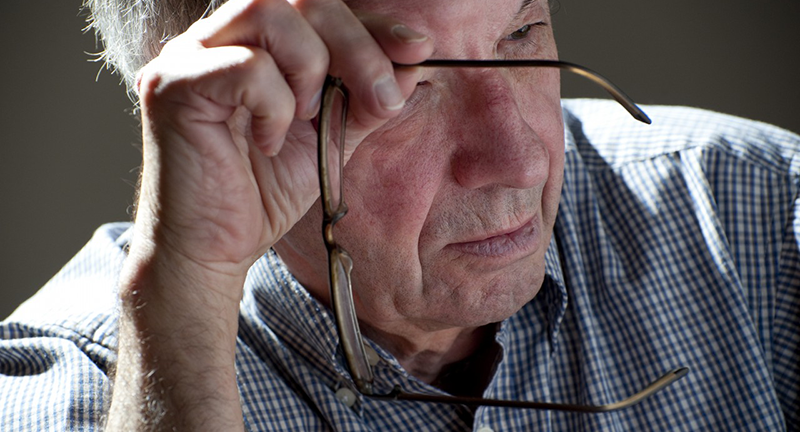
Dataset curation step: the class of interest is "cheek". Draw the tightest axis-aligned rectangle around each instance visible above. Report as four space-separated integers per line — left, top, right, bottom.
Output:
543 150 564 223
520 69 564 222
339 123 448 256
540 115 565 228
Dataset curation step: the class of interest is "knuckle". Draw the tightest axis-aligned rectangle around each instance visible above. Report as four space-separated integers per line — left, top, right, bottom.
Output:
159 32 194 57
294 0 337 14
349 47 391 79
256 103 294 145
302 47 330 82
241 47 276 74
275 102 296 129
236 0 284 27
136 61 168 102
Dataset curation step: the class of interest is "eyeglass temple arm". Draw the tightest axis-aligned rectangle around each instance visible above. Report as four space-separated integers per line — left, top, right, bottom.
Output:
394 59 651 125
317 77 378 394
369 367 688 413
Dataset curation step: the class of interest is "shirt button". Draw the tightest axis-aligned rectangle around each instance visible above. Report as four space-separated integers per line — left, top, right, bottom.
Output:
335 387 357 408
364 344 381 366
476 427 495 432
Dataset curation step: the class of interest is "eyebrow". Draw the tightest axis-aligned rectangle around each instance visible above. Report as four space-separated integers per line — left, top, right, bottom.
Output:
515 0 537 18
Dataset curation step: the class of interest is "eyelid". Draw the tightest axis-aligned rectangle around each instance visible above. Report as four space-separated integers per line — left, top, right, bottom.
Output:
504 21 547 42
507 24 532 41
405 81 430 106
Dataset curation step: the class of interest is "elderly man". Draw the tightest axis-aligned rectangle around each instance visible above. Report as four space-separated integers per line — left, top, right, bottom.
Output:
1 0 798 430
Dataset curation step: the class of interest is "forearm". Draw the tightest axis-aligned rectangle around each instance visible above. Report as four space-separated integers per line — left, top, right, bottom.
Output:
106 239 245 431
100 0 432 427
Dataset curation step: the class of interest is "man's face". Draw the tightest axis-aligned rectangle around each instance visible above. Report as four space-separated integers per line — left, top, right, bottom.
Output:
276 0 564 332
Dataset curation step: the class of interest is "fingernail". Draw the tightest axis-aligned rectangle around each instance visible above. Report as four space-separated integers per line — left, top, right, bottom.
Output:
374 75 404 111
391 25 428 44
306 88 323 119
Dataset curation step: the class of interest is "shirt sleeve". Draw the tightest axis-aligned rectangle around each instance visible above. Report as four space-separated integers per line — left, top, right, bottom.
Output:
702 117 800 427
699 116 800 428
681 112 800 428
0 223 129 430
0 321 114 430
775 182 800 428
564 100 800 429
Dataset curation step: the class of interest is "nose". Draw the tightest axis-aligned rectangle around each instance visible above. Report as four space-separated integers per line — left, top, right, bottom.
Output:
448 70 551 191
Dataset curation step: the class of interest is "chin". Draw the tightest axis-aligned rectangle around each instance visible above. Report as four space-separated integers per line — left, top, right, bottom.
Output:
478 279 543 322
420 268 545 329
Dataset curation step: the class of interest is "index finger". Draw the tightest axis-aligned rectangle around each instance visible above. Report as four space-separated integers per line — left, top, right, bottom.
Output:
189 0 331 119
296 0 433 122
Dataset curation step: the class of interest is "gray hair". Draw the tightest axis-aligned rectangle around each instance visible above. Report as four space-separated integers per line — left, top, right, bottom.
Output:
83 0 222 95
84 0 561 97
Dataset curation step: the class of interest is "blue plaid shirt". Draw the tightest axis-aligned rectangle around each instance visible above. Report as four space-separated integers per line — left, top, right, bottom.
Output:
2 100 798 431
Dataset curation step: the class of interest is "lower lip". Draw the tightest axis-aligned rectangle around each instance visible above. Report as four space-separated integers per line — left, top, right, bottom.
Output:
448 218 539 259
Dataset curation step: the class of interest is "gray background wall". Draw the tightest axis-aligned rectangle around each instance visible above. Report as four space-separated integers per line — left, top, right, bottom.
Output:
1 1 799 319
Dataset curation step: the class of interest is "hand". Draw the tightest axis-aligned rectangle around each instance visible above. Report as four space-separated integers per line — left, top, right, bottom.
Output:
107 0 432 429
134 0 432 282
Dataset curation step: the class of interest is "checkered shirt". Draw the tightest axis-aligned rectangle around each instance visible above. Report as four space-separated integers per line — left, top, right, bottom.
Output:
2 99 798 431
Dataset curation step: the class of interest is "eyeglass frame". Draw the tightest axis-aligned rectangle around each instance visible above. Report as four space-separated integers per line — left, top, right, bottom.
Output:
317 59 688 412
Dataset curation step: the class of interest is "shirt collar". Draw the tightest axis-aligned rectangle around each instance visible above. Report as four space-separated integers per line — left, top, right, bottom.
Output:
243 105 581 366
531 104 581 351
563 102 580 154
244 196 572 388
497 105 576 353
242 250 343 372
543 230 569 353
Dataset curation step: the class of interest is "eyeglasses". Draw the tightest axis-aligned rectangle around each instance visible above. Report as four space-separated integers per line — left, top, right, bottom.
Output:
317 59 688 412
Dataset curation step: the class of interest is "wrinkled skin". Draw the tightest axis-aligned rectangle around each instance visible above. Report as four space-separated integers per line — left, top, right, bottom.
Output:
108 0 563 429
276 0 563 355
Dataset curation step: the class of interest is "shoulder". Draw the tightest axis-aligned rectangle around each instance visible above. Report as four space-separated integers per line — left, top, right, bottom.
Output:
562 98 800 177
4 222 131 345
0 223 130 430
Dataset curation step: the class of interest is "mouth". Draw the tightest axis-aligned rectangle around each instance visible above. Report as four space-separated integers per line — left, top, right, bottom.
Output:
447 217 540 259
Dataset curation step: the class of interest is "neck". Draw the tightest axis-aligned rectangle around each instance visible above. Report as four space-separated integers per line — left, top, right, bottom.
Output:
360 321 500 396
273 242 502 395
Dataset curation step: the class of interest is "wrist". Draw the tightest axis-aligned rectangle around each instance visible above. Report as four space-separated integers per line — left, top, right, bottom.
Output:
119 231 246 347
109 233 246 430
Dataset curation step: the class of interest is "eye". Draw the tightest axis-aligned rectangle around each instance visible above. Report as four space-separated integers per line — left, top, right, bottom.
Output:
507 24 532 41
405 80 430 107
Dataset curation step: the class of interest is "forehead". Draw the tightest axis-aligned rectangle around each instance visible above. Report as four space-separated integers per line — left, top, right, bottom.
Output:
345 0 545 31
346 0 549 57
